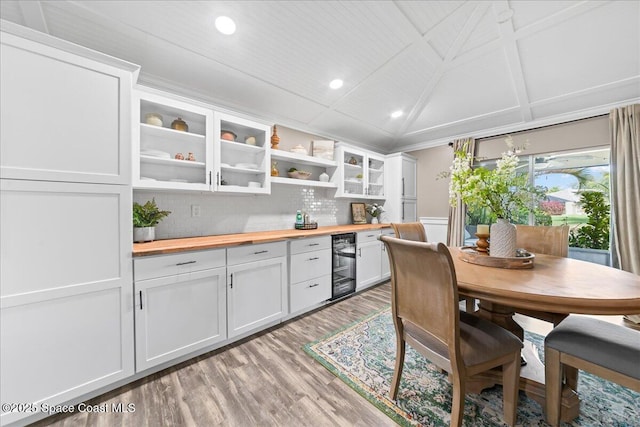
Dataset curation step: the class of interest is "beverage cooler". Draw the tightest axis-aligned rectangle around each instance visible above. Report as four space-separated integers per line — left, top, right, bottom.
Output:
331 233 356 300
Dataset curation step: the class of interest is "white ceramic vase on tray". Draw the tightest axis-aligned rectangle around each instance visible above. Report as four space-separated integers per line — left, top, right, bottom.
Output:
490 219 516 257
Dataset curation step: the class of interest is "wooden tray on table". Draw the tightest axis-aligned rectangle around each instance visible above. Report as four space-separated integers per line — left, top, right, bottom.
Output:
458 246 535 269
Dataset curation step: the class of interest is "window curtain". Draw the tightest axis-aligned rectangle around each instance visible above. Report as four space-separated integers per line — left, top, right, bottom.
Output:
447 138 476 246
609 104 640 323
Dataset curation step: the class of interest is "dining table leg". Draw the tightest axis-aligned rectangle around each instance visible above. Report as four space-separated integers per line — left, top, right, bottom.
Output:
467 300 580 422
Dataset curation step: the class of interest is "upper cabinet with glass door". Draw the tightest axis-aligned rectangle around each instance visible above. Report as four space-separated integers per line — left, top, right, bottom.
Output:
334 144 386 199
214 112 271 194
134 90 213 191
366 153 385 198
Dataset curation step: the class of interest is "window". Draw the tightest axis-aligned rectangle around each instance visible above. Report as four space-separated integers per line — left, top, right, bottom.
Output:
464 147 610 249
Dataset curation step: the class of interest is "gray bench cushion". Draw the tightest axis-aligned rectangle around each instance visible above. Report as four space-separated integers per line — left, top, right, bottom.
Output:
545 316 640 380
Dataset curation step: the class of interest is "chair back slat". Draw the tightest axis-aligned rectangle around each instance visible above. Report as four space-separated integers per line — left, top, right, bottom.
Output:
391 222 427 242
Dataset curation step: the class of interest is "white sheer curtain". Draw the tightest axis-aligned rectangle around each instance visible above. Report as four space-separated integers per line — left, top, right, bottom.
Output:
447 138 475 247
609 104 640 323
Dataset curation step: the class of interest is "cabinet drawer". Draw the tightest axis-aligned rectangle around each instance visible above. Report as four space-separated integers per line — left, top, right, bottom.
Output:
134 249 226 281
227 241 286 266
289 236 331 254
290 275 331 313
357 230 381 244
290 249 332 283
380 228 395 238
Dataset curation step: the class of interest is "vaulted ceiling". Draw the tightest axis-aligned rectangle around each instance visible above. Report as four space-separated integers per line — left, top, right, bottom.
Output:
1 1 638 153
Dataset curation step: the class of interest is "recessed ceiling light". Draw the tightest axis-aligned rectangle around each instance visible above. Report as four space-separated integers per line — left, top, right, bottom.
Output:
329 79 343 90
215 16 236 35
391 110 403 118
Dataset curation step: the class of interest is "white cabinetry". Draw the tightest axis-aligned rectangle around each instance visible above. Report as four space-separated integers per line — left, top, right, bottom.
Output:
270 150 337 189
0 28 136 426
0 32 136 184
288 236 332 314
380 228 395 280
133 249 226 372
226 242 287 338
356 230 383 291
385 153 418 222
134 89 213 191
334 145 386 199
0 181 133 426
215 112 271 194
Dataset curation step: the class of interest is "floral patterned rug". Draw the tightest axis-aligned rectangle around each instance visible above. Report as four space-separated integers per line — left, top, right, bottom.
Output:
303 307 640 427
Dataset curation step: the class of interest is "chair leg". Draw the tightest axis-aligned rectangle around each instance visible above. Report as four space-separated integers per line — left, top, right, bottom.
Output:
565 365 579 390
464 297 476 313
545 346 562 427
450 374 466 427
390 336 405 400
502 352 521 426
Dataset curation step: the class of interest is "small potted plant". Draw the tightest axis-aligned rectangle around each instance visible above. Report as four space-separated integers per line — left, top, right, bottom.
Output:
366 203 384 224
133 198 171 242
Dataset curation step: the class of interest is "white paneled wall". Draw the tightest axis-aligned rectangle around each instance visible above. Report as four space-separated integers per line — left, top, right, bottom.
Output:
134 186 355 239
420 217 448 244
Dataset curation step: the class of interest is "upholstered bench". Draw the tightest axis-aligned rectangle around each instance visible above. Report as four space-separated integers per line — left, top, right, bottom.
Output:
544 315 640 426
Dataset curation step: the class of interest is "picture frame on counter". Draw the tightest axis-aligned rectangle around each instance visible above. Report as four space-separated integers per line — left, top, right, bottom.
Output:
351 202 367 224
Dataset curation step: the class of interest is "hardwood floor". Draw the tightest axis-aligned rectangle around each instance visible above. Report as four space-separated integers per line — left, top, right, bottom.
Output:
33 283 397 427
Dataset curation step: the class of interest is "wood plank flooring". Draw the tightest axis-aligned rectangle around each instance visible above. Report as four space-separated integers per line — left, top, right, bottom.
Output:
33 283 397 427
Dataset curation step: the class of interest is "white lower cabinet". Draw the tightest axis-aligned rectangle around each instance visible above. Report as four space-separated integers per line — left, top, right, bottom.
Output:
288 236 331 315
133 249 226 371
227 242 287 338
380 229 395 280
356 231 383 291
0 180 133 427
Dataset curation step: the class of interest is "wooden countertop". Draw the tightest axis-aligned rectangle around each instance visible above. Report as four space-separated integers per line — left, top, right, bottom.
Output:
133 223 392 257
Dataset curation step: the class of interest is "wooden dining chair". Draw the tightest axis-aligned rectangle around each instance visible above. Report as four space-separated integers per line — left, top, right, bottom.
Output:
515 225 570 258
514 225 570 326
391 222 427 242
381 236 523 427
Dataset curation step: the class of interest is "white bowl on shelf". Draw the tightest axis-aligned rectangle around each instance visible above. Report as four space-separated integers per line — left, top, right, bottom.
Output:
248 181 261 188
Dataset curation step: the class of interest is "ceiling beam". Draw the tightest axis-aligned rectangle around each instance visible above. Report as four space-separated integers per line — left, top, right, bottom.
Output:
18 1 49 34
395 2 491 138
492 1 532 122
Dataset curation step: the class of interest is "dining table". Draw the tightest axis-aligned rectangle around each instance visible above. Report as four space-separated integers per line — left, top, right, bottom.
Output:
448 247 640 423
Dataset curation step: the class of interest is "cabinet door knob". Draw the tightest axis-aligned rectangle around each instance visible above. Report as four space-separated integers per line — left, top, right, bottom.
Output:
308 283 320 288
308 257 319 261
254 250 268 255
176 260 196 266
139 290 143 310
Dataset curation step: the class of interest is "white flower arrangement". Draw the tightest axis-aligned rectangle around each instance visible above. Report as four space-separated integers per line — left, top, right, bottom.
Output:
446 136 542 222
366 203 384 218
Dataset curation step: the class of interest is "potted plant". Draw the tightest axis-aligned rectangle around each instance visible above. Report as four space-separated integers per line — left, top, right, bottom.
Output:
568 191 611 266
133 199 171 242
366 203 384 224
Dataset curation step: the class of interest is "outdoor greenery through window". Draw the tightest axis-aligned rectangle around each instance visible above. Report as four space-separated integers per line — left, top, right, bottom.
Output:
464 147 611 250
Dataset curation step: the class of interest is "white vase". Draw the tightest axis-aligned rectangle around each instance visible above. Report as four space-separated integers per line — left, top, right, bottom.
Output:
134 226 155 243
490 219 516 257
371 217 379 224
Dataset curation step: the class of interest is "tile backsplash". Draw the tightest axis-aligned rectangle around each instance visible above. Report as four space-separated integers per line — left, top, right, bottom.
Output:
134 186 359 239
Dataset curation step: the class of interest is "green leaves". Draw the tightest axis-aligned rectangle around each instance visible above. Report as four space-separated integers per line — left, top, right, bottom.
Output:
133 199 171 227
448 146 543 222
569 191 610 249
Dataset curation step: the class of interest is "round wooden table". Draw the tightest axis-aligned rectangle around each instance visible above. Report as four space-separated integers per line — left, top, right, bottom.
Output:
449 247 640 422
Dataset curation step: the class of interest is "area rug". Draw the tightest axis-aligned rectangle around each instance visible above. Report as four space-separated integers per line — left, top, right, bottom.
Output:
303 307 640 427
